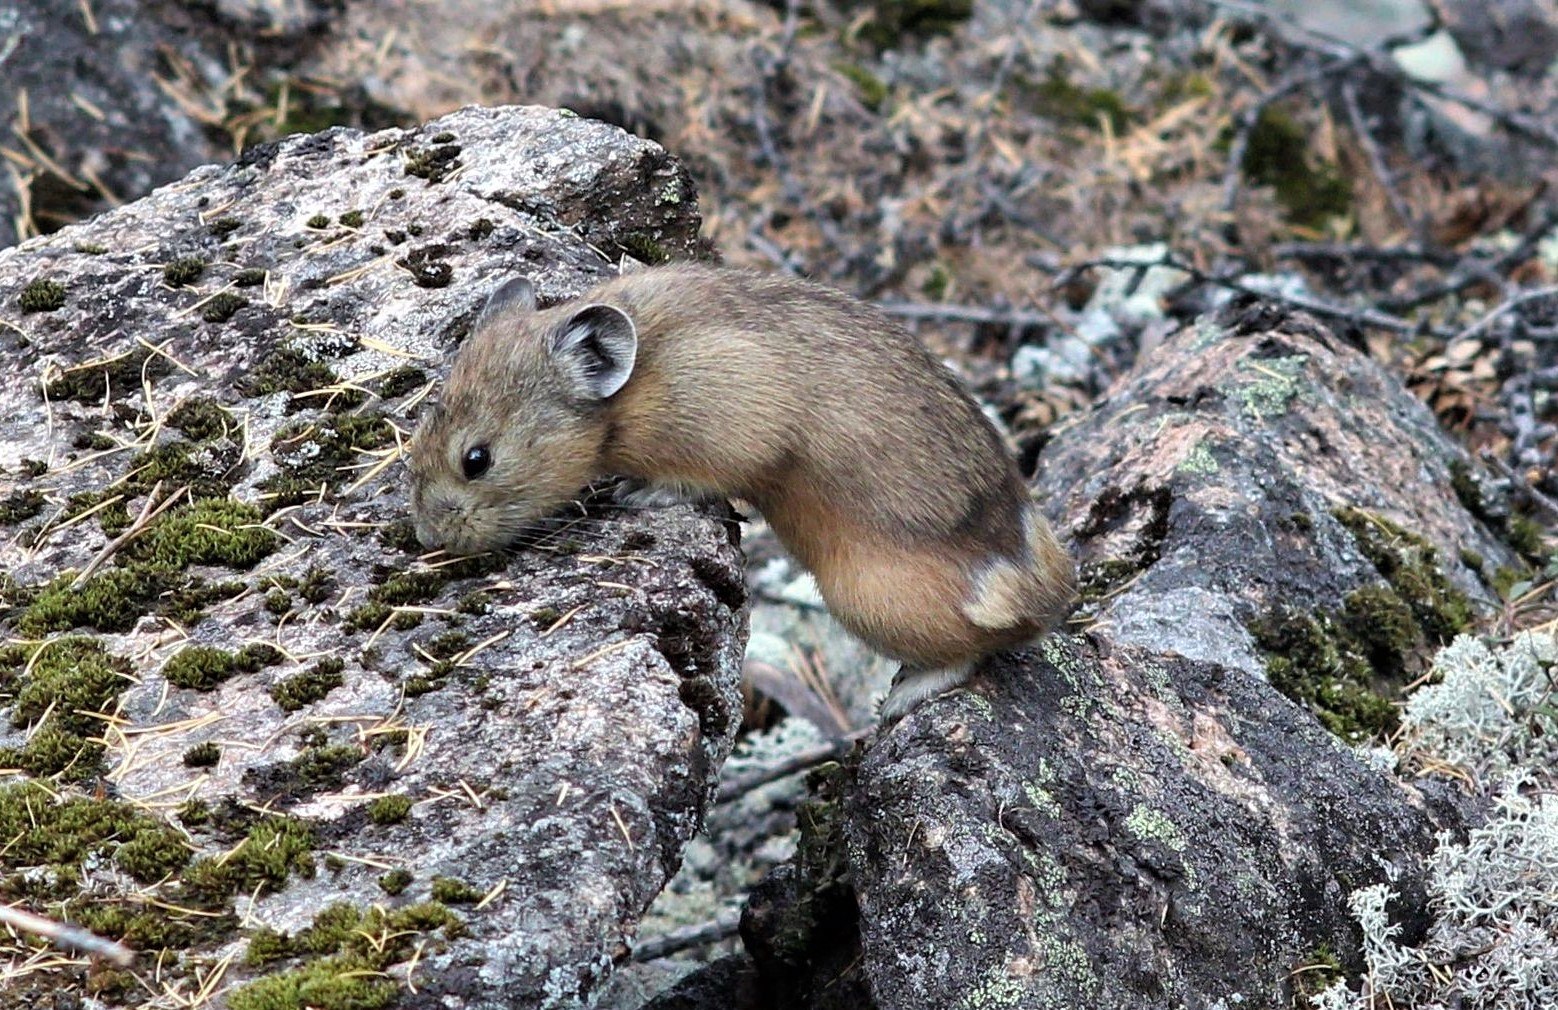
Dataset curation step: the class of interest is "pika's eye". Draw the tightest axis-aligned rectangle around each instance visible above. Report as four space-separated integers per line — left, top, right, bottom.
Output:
461 445 492 480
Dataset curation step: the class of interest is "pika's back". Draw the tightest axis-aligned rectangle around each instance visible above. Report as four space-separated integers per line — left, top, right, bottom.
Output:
588 264 1030 557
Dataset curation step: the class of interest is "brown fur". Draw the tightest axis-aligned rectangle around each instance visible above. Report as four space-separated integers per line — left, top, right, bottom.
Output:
408 264 1076 691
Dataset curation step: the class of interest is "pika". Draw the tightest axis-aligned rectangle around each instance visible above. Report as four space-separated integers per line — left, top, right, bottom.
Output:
407 264 1075 720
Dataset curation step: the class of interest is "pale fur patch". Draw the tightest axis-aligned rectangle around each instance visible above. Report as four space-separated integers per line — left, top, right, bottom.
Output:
879 662 973 722
962 557 1033 630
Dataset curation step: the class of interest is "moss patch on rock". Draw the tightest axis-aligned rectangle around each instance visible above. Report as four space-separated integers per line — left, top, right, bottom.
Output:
233 901 463 1010
0 638 131 778
164 643 282 690
1250 510 1478 742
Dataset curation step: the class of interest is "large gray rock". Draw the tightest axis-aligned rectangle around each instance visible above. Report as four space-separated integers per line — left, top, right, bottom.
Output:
0 106 737 1009
707 306 1489 1010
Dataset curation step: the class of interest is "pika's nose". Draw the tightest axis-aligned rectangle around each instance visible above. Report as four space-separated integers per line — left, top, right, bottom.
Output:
413 518 445 551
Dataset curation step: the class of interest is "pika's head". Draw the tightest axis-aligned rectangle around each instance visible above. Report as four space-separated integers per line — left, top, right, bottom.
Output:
407 276 638 554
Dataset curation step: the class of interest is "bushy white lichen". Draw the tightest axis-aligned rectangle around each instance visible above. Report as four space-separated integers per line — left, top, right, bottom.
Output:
1400 631 1558 775
1316 631 1558 1009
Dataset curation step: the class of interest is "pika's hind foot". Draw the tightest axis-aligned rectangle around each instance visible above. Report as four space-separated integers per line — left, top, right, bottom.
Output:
879 661 974 723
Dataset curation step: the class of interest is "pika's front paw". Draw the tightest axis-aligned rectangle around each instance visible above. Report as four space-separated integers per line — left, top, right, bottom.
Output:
611 478 707 510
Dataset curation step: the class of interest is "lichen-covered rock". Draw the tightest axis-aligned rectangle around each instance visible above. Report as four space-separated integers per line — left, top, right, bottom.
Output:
842 636 1448 1009
1033 305 1523 741
0 106 739 1009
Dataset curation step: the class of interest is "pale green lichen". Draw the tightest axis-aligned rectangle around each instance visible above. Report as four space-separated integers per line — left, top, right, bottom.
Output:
1229 354 1310 420
1022 781 1062 820
1124 804 1188 853
1176 439 1219 476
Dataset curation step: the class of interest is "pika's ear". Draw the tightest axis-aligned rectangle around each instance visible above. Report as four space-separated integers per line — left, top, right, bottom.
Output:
475 276 537 328
550 304 637 400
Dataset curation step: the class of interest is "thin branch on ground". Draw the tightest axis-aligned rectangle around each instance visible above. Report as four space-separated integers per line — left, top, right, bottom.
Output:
1380 206 1558 314
716 729 870 804
1056 252 1439 337
1339 79 1417 237
0 903 134 966
877 300 1056 332
631 910 744 962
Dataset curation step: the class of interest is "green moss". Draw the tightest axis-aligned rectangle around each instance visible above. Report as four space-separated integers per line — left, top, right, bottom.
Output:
299 566 335 604
202 292 249 323
183 741 222 767
209 217 243 239
306 214 332 230
15 569 153 636
1448 459 1485 517
376 366 427 400
123 499 276 569
1076 558 1143 604
422 630 470 660
232 901 462 1009
346 600 392 631
167 397 234 441
389 188 405 200
1459 548 1485 572
44 348 172 403
270 657 346 712
849 0 972 48
1507 515 1549 562
7 637 128 745
163 257 207 287
183 816 315 900
835 62 890 111
20 458 47 477
404 142 462 183
1340 585 1419 677
1333 507 1473 641
367 794 412 825
234 267 268 287
456 591 490 615
266 588 293 614
617 232 671 265
259 412 394 512
71 898 225 951
119 439 236 499
15 500 268 635
429 876 482 904
238 345 339 398
0 781 190 883
1024 66 1131 133
378 868 412 895
338 210 365 228
921 263 951 300
164 643 281 690
18 278 66 312
467 218 494 240
0 489 46 524
528 606 561 631
1238 106 1353 230
74 242 108 255
1250 608 1395 742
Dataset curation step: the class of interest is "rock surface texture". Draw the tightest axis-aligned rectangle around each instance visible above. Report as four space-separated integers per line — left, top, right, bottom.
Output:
697 307 1487 1009
0 106 740 1009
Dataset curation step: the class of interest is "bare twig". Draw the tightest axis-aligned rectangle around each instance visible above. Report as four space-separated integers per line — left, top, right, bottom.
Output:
0 903 135 966
877 300 1054 331
70 482 189 588
1380 206 1558 313
1058 252 1437 336
716 729 870 804
1339 79 1416 236
1454 285 1558 344
631 909 743 962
